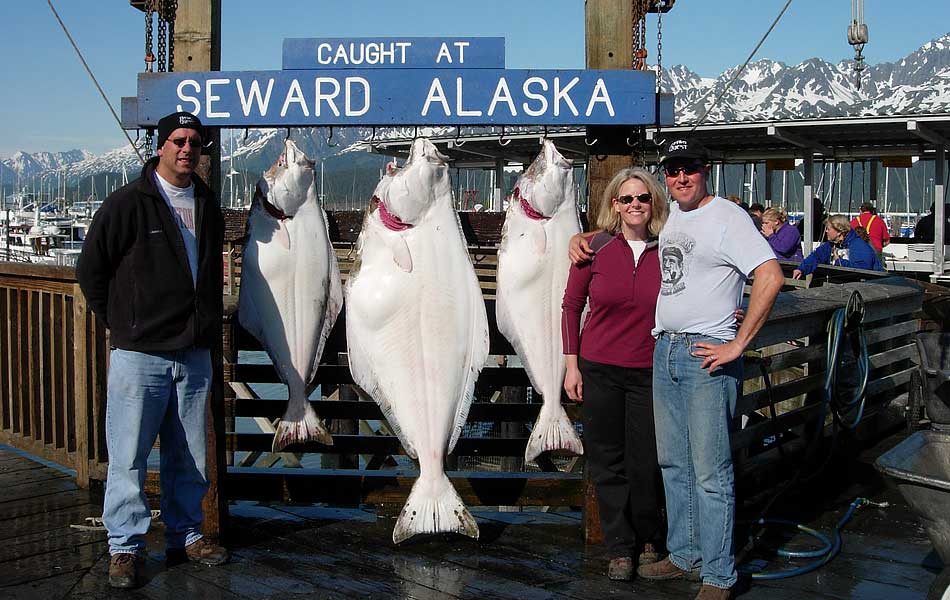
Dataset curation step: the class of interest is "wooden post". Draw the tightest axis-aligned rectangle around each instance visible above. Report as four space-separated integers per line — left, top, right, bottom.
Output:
583 0 654 545
72 285 89 488
173 0 227 540
584 0 637 228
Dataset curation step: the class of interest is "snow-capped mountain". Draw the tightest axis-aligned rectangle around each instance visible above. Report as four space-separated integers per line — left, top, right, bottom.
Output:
3 32 949 188
663 32 950 123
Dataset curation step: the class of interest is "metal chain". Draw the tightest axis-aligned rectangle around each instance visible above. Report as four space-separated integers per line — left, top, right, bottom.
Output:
144 129 154 160
167 0 178 71
656 0 663 90
632 0 648 70
157 2 167 72
144 1 154 72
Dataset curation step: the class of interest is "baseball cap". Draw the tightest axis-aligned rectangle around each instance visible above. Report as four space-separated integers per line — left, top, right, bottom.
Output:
659 138 709 164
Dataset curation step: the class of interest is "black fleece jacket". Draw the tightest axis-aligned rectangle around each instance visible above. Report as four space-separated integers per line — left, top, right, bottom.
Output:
76 157 224 351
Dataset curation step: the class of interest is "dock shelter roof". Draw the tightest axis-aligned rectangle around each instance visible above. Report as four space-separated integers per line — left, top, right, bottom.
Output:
366 114 950 168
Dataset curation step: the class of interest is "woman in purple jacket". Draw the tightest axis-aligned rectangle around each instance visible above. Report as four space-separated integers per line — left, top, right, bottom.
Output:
561 168 668 581
761 207 804 262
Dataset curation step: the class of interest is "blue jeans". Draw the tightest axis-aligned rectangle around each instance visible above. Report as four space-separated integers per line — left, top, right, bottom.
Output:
103 348 211 555
653 333 742 590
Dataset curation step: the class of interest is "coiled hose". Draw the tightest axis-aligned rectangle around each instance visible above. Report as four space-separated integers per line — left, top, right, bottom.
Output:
743 290 873 580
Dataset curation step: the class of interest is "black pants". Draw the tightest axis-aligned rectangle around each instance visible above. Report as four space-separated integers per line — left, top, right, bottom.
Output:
581 357 664 557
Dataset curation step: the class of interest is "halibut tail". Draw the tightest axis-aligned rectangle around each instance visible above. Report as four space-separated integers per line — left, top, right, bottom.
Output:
525 404 584 463
392 473 479 544
272 397 333 452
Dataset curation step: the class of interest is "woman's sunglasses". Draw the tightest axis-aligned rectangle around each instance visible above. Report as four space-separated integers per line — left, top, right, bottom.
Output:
615 193 652 205
664 164 703 177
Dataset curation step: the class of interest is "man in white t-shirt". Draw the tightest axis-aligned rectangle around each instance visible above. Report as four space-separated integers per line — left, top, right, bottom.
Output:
636 138 783 600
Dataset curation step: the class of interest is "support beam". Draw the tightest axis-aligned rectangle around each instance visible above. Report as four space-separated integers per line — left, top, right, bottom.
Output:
764 163 774 206
908 121 950 148
493 158 505 212
767 126 832 157
803 157 815 251
869 159 878 202
936 145 946 274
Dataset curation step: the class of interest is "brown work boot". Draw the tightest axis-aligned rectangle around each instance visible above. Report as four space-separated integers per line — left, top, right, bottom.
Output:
695 584 732 600
637 556 689 580
184 538 230 566
607 556 634 581
108 552 142 589
638 542 659 566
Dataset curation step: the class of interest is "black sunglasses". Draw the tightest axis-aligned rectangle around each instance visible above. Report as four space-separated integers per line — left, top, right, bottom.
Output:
615 193 652 205
169 137 203 148
664 164 703 177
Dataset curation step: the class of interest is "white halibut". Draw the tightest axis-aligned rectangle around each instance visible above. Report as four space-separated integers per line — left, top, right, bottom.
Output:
496 140 584 463
238 139 343 452
346 138 489 544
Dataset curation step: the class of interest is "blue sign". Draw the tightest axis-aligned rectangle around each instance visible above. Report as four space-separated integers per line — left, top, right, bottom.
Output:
283 37 505 70
136 69 672 127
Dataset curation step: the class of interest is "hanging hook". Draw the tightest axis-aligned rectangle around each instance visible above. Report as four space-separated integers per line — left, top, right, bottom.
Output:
327 126 338 148
413 126 419 140
134 130 141 144
371 126 377 143
585 135 599 147
243 128 249 143
539 125 549 146
455 125 466 147
499 126 511 147
285 127 292 141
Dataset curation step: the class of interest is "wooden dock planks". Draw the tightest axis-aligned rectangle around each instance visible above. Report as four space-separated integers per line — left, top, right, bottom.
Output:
0 440 942 599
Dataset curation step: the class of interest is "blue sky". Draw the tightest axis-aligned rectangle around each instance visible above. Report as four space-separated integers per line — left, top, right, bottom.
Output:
1 1 948 157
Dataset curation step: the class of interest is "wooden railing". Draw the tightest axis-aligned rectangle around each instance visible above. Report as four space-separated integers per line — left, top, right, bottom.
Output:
0 211 925 544
0 263 109 487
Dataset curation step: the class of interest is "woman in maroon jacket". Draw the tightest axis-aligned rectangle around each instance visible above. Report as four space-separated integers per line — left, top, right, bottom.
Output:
562 168 667 581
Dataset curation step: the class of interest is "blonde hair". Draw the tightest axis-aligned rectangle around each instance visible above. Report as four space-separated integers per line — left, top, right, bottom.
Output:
594 168 669 237
825 214 852 235
761 207 787 224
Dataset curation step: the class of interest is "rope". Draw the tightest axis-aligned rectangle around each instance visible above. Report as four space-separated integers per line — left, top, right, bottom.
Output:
688 0 794 134
46 0 145 165
70 510 161 531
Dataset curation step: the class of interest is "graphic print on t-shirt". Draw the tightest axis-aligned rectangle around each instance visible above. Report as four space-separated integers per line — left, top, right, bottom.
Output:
171 206 195 232
660 231 696 296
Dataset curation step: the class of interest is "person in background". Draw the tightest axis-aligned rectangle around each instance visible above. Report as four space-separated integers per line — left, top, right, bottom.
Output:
850 201 890 255
760 207 804 262
561 167 668 581
797 197 827 244
76 112 229 589
793 214 884 279
914 203 950 244
725 195 742 206
748 203 765 220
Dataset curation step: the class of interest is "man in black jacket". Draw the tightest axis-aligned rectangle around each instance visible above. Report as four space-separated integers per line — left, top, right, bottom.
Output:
77 112 228 588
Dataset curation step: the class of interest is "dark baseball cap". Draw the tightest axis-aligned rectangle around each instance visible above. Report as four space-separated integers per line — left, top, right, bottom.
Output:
659 138 709 164
155 111 205 149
